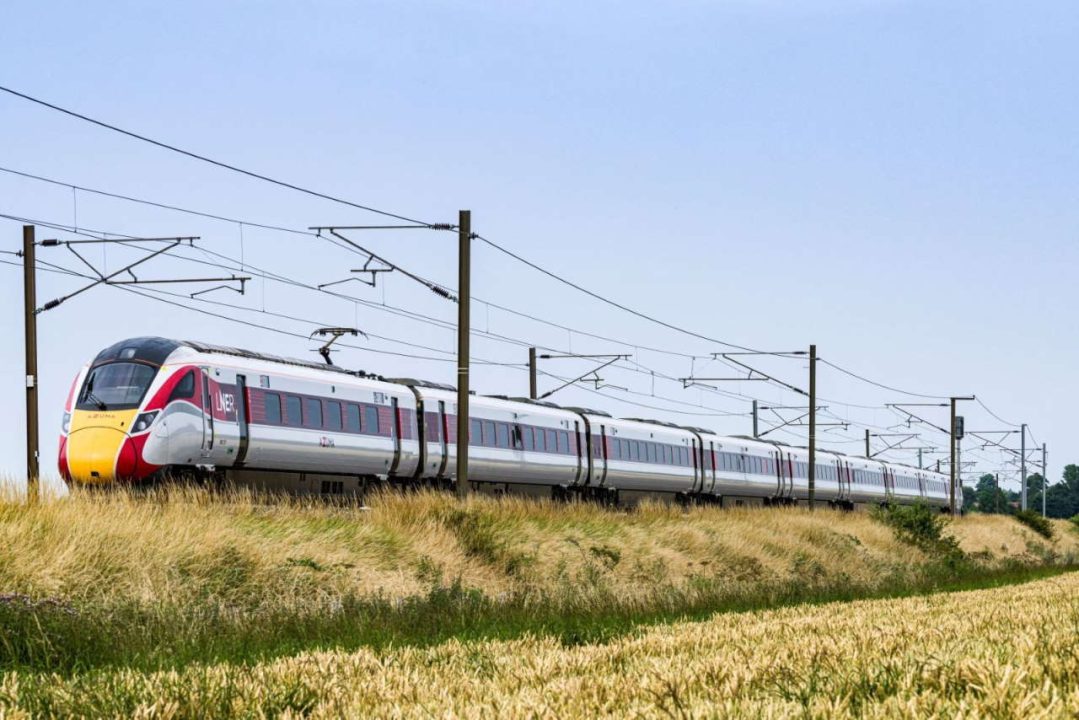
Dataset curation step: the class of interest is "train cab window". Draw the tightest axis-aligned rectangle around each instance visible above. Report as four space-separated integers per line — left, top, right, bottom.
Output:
557 431 569 455
303 398 323 429
263 393 282 425
496 423 510 449
285 396 302 427
366 406 380 435
169 370 196 402
325 401 342 431
470 419 482 445
345 404 361 433
522 427 534 451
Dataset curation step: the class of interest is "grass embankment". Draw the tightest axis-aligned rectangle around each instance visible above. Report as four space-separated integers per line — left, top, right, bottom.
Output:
6 570 1079 718
0 488 1076 678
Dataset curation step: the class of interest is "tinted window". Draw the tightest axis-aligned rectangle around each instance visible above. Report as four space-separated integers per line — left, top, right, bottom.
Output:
304 398 322 428
78 362 157 411
366 406 380 434
546 429 558 452
523 427 534 451
285 396 302 426
496 423 510 449
482 421 495 447
345 404 361 432
470 419 482 444
557 431 569 454
169 370 196 402
264 393 282 425
325 401 342 431
534 427 546 451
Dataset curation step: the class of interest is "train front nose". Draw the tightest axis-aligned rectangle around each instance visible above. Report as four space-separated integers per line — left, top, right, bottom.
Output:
65 412 138 483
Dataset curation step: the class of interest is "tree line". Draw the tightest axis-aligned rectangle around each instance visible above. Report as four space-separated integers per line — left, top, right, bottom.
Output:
962 464 1079 518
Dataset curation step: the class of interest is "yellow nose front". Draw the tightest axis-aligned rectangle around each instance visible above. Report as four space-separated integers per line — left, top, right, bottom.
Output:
65 409 139 484
66 427 127 483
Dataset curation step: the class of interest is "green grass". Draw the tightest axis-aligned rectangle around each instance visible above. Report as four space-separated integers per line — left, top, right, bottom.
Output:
1 559 1071 677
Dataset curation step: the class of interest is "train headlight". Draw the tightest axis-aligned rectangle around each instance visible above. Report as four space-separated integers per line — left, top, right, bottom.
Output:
61 412 71 434
132 411 160 433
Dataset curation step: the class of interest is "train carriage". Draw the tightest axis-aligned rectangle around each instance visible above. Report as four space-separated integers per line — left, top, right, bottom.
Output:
60 337 957 512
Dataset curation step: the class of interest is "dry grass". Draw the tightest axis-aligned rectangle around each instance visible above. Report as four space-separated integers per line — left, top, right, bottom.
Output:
1 486 1076 612
3 564 1077 718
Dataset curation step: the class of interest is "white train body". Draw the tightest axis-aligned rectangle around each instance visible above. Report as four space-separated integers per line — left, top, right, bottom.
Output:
60 338 957 511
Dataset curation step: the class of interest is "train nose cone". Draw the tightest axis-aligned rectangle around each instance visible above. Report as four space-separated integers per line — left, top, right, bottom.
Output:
65 427 135 483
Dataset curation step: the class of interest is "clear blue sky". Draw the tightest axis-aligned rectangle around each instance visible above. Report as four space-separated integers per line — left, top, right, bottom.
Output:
1 0 1074 494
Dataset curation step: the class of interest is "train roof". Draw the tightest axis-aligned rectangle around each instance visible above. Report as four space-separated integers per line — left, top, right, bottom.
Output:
386 377 457 392
563 406 613 418
181 339 387 380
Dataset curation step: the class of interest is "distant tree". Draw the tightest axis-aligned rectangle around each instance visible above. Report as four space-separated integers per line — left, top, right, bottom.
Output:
1044 464 1079 519
973 473 1009 514
961 484 977 513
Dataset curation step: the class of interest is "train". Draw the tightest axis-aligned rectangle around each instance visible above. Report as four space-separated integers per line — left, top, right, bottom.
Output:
59 337 957 510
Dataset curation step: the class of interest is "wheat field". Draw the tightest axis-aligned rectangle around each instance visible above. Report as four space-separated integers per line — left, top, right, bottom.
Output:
2 566 1076 718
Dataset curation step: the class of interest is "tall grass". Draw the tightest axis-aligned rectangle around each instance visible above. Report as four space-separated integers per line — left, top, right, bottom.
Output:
3 566 1078 718
0 486 1076 674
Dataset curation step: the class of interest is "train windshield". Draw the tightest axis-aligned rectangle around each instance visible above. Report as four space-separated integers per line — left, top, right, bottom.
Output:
76 362 157 411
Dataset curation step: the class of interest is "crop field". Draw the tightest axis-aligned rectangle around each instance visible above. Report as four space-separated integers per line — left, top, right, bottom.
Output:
2 567 1077 717
1 487 1077 717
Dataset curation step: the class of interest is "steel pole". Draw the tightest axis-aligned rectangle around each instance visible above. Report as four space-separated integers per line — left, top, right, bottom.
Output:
1020 423 1027 511
1042 443 1047 516
865 429 870 458
949 397 957 515
23 226 39 503
528 347 537 400
455 211 471 499
752 399 758 438
807 344 816 509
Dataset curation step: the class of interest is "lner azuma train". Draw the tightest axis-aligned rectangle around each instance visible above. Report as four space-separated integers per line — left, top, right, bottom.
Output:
60 337 957 510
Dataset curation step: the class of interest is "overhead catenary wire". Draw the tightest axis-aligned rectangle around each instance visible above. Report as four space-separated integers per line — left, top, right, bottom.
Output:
0 86 981 405
0 85 430 227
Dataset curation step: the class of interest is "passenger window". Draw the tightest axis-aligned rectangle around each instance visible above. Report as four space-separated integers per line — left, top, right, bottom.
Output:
325 401 342 431
546 429 558 452
366 406 380 434
470 419 482 444
304 398 323 428
534 427 546 452
264 393 282 425
345 404 361 433
523 427 534 451
285 396 302 426
496 423 510 449
557 431 569 454
484 421 496 447
169 370 196 401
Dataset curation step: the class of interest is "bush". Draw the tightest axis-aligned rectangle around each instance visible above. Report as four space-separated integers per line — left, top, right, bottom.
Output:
1070 515 1079 532
1014 510 1054 539
873 503 963 559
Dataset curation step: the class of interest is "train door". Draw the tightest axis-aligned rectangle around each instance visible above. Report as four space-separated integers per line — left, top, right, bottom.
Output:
573 420 584 485
234 374 250 466
388 397 402 476
707 440 717 494
690 437 700 493
199 368 214 459
773 450 784 499
598 424 609 486
437 401 449 478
